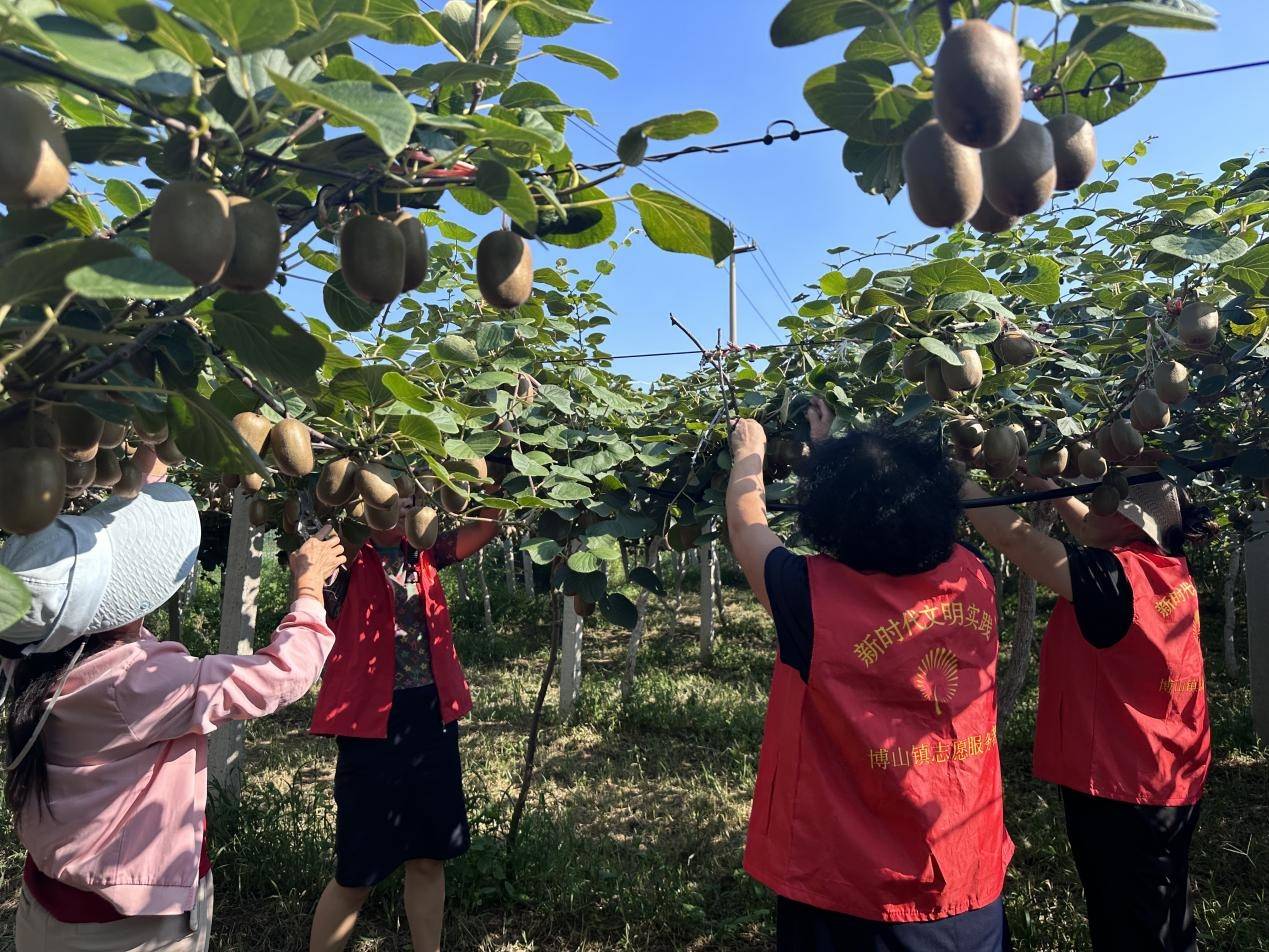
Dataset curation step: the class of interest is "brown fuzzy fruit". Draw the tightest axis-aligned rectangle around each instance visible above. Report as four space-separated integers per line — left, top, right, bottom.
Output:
65 457 96 491
983 426 1019 468
0 88 72 208
476 230 534 309
340 215 406 305
439 485 468 515
1130 389 1171 433
1154 360 1190 405
901 347 931 383
925 360 953 400
948 419 985 448
994 331 1037 366
940 348 983 392
365 497 402 532
573 595 596 619
99 420 127 449
514 373 537 405
932 20 1022 149
901 120 983 228
92 449 122 488
155 438 185 466
52 404 104 463
356 462 398 510
221 196 282 293
248 498 269 527
1047 114 1097 191
1077 447 1109 480
269 418 314 478
113 459 142 500
149 181 235 286
283 497 301 524
394 211 429 293
1089 482 1122 517
131 410 169 445
241 472 265 494
232 412 272 455
969 191 1018 234
1007 423 1029 457
405 506 440 551
1109 419 1143 460
0 406 61 452
0 447 66 535
317 458 359 507
1178 301 1219 350
982 119 1056 216
1037 447 1068 478
1095 425 1121 462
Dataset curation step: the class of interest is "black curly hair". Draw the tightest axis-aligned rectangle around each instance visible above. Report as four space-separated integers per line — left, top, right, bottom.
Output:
796 424 965 576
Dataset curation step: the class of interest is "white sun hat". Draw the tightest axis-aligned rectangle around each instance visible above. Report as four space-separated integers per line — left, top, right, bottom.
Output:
0 481 201 656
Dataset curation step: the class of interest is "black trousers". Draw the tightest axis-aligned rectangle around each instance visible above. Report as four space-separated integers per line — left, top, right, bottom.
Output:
1061 786 1202 952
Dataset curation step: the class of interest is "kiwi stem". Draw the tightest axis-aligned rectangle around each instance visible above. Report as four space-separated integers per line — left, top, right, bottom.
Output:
476 6 515 63
416 14 467 61
936 0 953 32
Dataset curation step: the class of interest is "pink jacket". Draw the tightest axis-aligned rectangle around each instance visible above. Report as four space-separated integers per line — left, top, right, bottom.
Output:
18 597 334 916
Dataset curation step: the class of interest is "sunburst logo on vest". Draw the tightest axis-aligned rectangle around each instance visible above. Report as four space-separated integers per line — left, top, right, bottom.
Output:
913 647 959 715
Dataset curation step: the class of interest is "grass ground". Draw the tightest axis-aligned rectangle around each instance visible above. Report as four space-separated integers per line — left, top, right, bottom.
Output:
0 558 1265 951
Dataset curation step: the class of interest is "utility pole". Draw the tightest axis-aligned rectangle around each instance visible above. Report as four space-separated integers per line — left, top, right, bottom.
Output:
728 239 758 345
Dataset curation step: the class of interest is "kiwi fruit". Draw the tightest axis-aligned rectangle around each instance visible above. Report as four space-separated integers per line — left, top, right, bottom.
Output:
155 437 185 466
1094 426 1122 463
416 472 440 495
439 485 469 515
476 230 534 310
901 120 983 228
65 457 96 491
573 595 596 619
496 418 517 448
0 447 65 535
365 497 401 531
940 348 983 392
1089 482 1122 517
1063 442 1088 478
113 458 143 500
346 499 367 522
270 418 314 478
394 211 429 292
221 196 282 293
1154 360 1190 404
339 517 373 553
242 472 265 494
1109 419 1143 460
0 88 72 208
405 505 440 551
340 215 406 305
1046 114 1097 191
1178 301 1219 350
394 473 414 497
1007 423 1029 458
1130 389 1170 432
450 457 489 484
969 192 1018 235
982 119 1056 216
232 412 272 455
149 181 236 286
948 419 985 448
1108 472 1131 499
99 420 127 450
248 498 269 527
983 426 1019 468
1036 447 1068 478
993 331 1037 366
514 373 536 405
282 497 301 524
932 20 1022 149
0 406 60 451
925 360 952 400
356 462 399 510
317 457 359 506
901 347 931 383
52 404 104 463
131 409 169 445
92 449 122 488
1077 447 1108 480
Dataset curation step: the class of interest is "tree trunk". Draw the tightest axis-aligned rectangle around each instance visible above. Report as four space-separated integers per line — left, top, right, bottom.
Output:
712 547 726 623
620 537 663 701
522 550 535 597
996 506 1054 730
1247 511 1269 741
698 540 715 664
477 550 493 628
619 541 630 581
456 560 468 601
672 551 685 618
507 596 561 858
1224 539 1243 676
559 593 584 716
504 536 517 592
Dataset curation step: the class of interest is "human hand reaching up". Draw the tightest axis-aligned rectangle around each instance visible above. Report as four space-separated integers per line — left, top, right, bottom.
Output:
290 528 345 601
806 395 833 443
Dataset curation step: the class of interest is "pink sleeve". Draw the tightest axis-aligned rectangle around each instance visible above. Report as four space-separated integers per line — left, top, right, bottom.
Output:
115 597 335 742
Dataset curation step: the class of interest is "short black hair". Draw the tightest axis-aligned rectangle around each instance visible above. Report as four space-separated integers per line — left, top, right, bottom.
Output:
796 424 964 576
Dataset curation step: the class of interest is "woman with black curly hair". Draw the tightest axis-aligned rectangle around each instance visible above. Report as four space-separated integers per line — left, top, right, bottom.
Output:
727 399 1013 952
962 466 1215 952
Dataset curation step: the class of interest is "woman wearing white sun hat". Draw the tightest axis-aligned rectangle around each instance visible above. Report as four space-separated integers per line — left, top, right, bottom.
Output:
0 445 345 952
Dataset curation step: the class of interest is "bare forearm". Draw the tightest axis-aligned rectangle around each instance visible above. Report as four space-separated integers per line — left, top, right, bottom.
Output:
453 509 501 561
961 480 1073 599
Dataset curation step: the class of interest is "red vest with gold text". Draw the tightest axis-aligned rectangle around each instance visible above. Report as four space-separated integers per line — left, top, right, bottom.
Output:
1033 543 1210 805
744 546 1013 922
310 544 472 739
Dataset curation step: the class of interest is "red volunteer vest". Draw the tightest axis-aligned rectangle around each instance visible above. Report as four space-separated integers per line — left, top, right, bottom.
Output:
1033 543 1210 805
745 546 1013 923
309 544 472 739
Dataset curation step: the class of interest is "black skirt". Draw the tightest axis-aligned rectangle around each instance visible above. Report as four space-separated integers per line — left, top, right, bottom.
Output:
334 685 471 887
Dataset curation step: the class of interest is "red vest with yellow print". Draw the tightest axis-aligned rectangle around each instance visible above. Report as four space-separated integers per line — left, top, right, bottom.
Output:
744 545 1013 923
309 543 472 739
1033 542 1210 805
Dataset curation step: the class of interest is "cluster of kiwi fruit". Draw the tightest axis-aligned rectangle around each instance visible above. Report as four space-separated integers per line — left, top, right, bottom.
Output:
148 181 282 292
901 344 986 400
0 402 182 536
337 211 430 305
902 18 1097 231
0 88 72 209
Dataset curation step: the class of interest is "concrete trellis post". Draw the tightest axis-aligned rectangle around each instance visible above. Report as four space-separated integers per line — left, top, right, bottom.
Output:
504 536 516 591
559 594 584 717
1245 511 1269 741
208 489 264 801
522 550 536 597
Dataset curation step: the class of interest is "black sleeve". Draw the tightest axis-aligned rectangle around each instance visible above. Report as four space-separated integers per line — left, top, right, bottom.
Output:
1064 543 1134 649
764 547 813 683
323 566 350 621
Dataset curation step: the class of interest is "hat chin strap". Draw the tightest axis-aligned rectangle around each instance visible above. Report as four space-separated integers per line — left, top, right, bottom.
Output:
3 640 86 774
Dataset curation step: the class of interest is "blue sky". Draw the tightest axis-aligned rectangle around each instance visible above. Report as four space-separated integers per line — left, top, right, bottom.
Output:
322 2 1267 379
